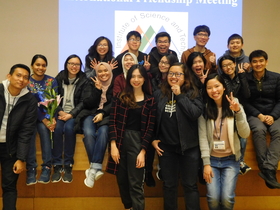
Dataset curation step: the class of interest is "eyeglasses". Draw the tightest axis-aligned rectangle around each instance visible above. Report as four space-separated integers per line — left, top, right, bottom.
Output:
68 62 81 67
168 72 184 78
159 61 170 66
196 33 209 38
129 38 141 43
222 62 234 68
157 40 169 44
97 44 108 48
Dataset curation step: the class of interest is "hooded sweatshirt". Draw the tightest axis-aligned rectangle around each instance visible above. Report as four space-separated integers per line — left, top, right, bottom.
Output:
0 79 30 142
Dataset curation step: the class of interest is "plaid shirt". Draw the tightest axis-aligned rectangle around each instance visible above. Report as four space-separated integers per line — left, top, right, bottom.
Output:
106 94 156 174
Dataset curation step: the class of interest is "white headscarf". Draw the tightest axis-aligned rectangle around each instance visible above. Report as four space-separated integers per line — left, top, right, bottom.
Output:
121 52 138 79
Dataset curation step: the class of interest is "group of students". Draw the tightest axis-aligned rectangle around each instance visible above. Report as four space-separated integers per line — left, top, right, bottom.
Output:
1 24 280 210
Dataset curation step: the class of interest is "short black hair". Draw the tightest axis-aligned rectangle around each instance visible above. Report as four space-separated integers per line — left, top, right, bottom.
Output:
126 31 141 41
227 33 243 45
193 25 211 36
249 50 268 62
155 32 171 43
9 64 31 76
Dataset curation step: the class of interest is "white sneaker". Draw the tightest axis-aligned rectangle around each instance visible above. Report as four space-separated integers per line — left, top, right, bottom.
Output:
95 170 104 181
84 168 96 188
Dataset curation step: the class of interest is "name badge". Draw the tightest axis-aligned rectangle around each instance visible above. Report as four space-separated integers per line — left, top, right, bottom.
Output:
213 141 225 150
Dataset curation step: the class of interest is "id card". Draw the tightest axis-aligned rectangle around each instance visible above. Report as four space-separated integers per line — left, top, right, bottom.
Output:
213 141 225 150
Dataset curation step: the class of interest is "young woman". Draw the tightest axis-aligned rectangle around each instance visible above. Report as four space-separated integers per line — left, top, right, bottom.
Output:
75 62 113 188
85 36 115 78
26 54 58 185
152 63 203 210
186 52 209 89
198 73 250 210
52 54 88 183
218 55 251 175
113 52 138 96
107 65 156 210
151 53 178 92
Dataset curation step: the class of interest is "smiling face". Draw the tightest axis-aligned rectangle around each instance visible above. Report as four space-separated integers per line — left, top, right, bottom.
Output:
221 59 236 78
167 65 185 87
97 64 110 82
8 68 30 93
31 58 47 78
228 39 243 55
127 35 141 52
130 69 144 90
194 32 209 47
192 56 205 77
250 56 268 74
123 54 136 71
206 78 225 104
156 36 170 54
96 39 109 58
67 57 81 78
158 56 170 73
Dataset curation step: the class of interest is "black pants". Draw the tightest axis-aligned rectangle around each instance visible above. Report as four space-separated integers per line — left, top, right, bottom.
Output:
116 130 145 210
0 143 19 210
159 146 201 210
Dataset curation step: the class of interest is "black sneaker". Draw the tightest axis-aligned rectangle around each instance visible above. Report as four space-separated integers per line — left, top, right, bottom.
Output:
63 165 73 183
26 168 37 186
239 162 251 175
51 165 63 183
259 169 280 189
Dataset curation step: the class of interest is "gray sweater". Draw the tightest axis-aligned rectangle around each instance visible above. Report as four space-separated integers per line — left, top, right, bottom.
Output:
198 100 250 166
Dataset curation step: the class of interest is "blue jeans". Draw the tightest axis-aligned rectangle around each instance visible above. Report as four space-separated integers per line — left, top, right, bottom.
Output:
82 115 108 170
239 138 247 162
26 122 53 169
207 155 239 210
159 146 200 210
52 118 76 166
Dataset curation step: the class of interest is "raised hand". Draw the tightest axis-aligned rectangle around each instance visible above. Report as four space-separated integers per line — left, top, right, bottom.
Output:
226 92 240 112
200 69 209 84
90 58 99 69
143 55 151 71
91 76 102 90
237 63 245 74
108 59 118 70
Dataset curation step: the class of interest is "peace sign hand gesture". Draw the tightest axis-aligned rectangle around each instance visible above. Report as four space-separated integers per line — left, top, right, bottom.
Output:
237 63 245 74
199 69 209 84
91 76 102 90
226 92 240 112
143 55 151 71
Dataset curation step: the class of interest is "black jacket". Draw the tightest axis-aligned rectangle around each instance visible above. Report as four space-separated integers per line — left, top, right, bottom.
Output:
153 89 203 153
244 69 280 119
74 81 113 133
0 84 37 161
149 47 178 78
55 70 88 118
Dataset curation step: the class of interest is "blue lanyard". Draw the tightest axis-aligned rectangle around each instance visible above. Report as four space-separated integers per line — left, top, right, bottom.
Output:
214 118 223 141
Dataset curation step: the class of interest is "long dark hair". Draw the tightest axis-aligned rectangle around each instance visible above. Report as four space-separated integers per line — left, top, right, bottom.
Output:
119 65 151 108
204 73 234 120
160 62 200 100
62 54 84 85
85 36 114 69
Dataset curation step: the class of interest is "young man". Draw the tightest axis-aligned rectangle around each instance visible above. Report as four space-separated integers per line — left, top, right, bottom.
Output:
244 50 280 189
0 64 37 209
149 32 178 77
217 34 251 175
218 33 250 72
114 31 150 79
181 25 217 73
